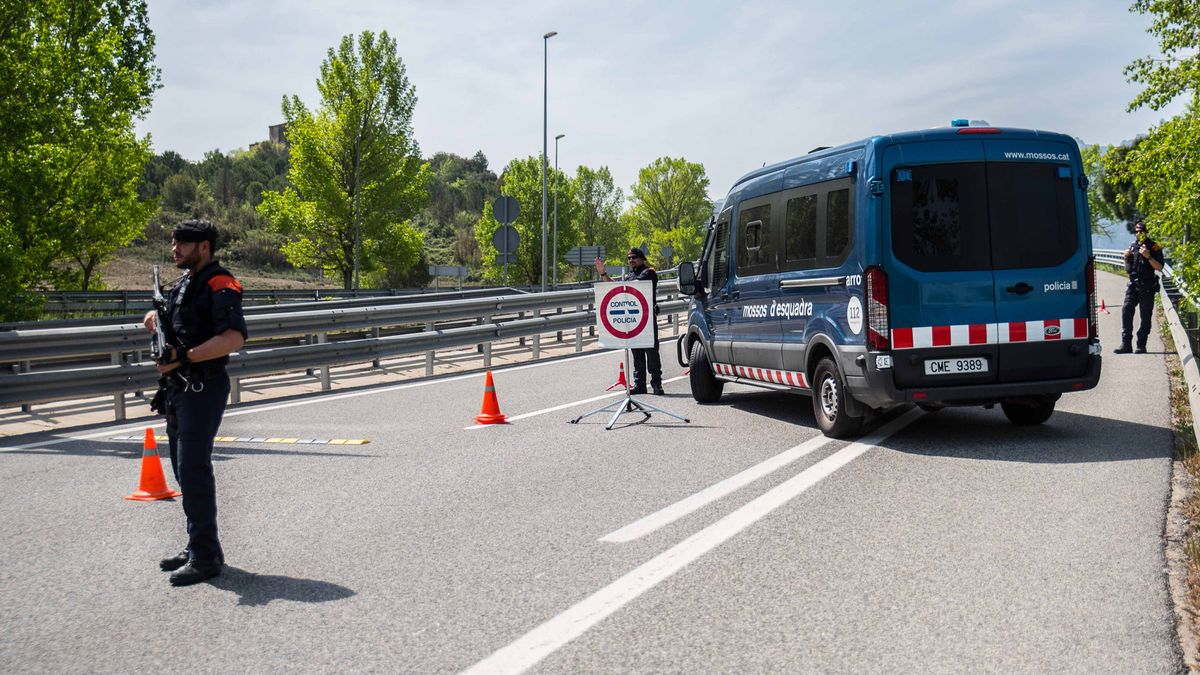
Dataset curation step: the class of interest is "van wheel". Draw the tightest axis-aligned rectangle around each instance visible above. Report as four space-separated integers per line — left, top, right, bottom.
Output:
812 357 863 438
1001 397 1056 426
688 341 724 403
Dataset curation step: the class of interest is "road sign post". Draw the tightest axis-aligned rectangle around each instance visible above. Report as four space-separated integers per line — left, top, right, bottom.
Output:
570 281 689 430
492 196 520 287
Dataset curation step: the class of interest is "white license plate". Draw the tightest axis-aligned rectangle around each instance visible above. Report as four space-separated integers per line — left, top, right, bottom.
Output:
924 357 988 375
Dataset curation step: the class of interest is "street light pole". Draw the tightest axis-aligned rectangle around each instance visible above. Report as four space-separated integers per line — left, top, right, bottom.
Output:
542 30 557 293
353 127 362 292
553 133 564 290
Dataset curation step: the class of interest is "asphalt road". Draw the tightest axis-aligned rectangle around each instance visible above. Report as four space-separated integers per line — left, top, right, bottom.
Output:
0 270 1182 673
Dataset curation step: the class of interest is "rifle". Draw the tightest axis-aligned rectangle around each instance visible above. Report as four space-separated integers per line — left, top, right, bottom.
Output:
150 265 171 364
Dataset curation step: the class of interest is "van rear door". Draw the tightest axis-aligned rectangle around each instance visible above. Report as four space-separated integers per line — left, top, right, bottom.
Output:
984 142 1090 381
884 141 1000 389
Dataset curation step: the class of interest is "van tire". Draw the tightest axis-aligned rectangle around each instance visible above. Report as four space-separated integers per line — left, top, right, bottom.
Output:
688 341 724 403
812 357 863 438
1001 397 1056 426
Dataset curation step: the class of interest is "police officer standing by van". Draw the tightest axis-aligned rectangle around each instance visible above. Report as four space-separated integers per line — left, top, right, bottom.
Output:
595 248 664 395
1115 220 1164 354
143 219 247 586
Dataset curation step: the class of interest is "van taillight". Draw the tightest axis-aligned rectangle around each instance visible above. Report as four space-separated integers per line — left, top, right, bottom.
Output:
1086 256 1098 341
865 266 890 350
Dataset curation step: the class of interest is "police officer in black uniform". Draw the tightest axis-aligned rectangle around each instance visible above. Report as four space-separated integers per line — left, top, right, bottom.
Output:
1115 220 1164 354
595 248 664 395
143 219 247 586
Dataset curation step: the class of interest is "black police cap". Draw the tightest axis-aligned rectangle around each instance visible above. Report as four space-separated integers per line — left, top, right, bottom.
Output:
173 219 219 250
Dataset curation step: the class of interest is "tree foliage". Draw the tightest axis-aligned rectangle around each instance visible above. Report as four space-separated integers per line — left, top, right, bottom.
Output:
573 166 625 264
1117 0 1200 293
419 151 499 269
0 0 160 318
473 156 578 286
624 157 712 269
257 30 430 289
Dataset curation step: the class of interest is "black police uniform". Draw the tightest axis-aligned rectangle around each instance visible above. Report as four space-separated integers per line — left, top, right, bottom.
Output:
621 264 662 393
1119 234 1164 352
162 259 247 565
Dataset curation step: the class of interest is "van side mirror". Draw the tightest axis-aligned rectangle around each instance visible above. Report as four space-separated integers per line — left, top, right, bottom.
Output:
677 261 697 296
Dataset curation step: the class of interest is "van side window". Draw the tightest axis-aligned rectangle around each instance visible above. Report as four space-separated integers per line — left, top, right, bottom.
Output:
826 188 851 259
736 202 774 274
987 162 1078 269
785 194 817 265
710 212 730 292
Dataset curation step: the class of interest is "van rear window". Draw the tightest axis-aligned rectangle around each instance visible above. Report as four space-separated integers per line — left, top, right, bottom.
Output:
987 163 1077 269
890 163 991 272
890 161 1077 272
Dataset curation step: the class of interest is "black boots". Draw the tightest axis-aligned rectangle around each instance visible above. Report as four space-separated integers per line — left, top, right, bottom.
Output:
169 559 222 586
159 550 189 572
1113 344 1132 354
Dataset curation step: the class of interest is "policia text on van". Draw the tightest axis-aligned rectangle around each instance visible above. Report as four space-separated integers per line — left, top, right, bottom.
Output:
675 121 1101 438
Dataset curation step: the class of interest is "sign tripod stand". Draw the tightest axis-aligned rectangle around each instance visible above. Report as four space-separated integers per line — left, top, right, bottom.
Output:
570 347 690 430
570 280 689 430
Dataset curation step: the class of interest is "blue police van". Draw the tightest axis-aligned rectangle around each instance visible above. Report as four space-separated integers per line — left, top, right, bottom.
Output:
675 121 1102 438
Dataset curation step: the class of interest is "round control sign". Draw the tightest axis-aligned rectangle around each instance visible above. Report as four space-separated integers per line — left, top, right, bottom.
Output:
600 285 650 340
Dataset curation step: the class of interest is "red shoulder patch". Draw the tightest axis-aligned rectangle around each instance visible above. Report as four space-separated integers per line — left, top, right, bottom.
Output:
207 275 242 294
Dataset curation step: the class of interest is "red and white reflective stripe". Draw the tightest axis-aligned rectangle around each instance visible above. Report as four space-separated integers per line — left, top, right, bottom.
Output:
713 362 809 388
891 317 1089 350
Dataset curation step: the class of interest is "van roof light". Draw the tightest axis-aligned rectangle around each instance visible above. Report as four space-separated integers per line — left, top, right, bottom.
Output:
951 119 969 127
956 127 1002 134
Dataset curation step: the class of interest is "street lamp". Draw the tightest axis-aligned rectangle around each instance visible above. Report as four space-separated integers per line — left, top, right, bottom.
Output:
553 133 565 289
541 30 557 293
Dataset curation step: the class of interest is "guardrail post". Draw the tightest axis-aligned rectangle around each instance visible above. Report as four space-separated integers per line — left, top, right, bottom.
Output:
483 314 493 368
19 361 31 413
317 332 331 391
111 352 126 421
426 321 435 376
230 376 241 404
575 305 584 352
533 310 541 360
305 334 316 377
371 327 381 368
518 311 526 347
588 302 595 337
556 307 563 343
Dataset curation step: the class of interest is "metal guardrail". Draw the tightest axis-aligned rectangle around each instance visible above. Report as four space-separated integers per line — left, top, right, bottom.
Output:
1 286 690 420
1094 248 1124 268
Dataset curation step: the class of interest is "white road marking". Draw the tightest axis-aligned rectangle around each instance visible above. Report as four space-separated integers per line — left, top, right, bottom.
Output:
0 349 622 452
463 376 688 429
600 433 835 543
460 408 923 675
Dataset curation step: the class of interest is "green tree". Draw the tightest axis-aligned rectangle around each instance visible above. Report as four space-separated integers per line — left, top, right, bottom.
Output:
625 157 712 269
473 156 578 286
1117 0 1200 291
0 0 159 318
574 166 625 270
257 30 430 289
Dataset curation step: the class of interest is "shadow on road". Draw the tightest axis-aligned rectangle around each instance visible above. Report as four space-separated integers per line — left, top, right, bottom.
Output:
0 439 377 461
879 407 1171 464
208 566 355 607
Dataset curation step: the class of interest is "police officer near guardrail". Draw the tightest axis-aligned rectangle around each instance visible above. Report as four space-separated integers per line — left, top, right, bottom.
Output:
1115 220 1164 354
142 219 247 586
595 248 664 395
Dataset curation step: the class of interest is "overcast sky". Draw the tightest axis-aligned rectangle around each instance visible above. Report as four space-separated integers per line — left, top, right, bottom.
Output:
136 0 1184 201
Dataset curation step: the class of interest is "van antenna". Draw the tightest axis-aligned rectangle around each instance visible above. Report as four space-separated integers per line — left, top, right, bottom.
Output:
808 146 831 154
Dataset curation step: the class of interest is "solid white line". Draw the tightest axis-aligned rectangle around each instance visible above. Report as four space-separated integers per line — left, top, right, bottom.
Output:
459 408 923 675
599 433 835 543
463 375 689 429
0 349 621 453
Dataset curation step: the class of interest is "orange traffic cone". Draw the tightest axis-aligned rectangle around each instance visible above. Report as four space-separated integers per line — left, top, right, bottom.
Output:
1099 299 1111 315
125 428 181 501
475 371 507 424
606 362 629 391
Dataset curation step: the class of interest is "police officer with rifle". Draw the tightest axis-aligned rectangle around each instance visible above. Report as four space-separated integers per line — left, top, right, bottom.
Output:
1114 220 1164 355
143 219 247 586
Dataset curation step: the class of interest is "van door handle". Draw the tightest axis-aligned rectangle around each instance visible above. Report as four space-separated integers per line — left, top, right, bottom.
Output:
1006 282 1033 295
731 290 740 300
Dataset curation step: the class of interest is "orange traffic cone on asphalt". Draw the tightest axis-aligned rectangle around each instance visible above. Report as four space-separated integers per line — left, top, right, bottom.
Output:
125 428 181 501
475 371 507 425
1099 298 1111 315
606 362 629 391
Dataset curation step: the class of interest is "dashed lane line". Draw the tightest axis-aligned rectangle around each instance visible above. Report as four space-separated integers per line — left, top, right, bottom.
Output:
460 408 924 675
